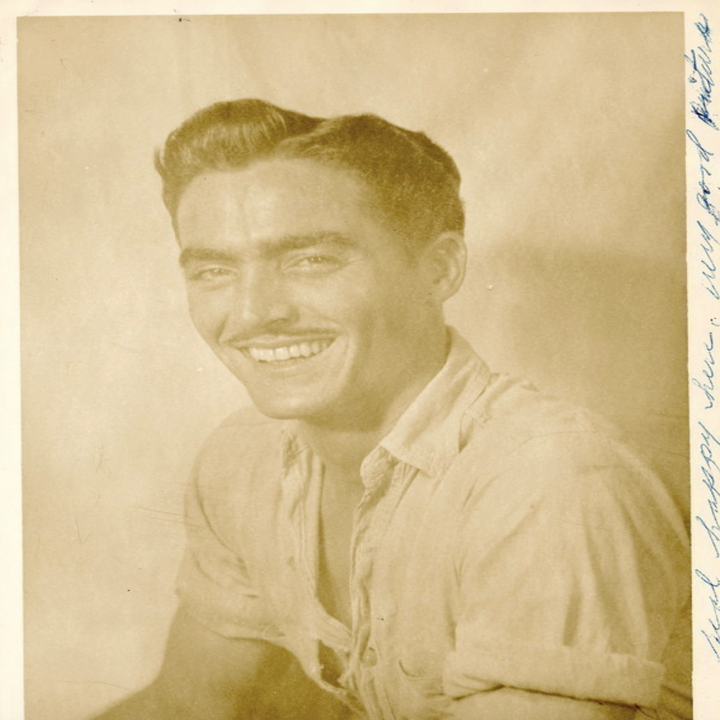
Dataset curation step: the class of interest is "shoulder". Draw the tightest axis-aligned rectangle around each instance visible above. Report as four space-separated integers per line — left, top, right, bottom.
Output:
465 374 621 471
456 375 688 589
472 373 617 443
461 375 682 527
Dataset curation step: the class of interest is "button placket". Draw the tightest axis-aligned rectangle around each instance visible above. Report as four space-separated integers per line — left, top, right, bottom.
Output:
282 438 357 702
347 453 420 720
342 452 389 715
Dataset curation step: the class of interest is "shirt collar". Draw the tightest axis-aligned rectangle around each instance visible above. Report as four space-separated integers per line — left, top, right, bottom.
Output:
373 328 491 477
282 328 491 480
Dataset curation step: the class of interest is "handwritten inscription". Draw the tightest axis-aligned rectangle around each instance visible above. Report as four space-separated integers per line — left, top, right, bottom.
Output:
696 568 720 660
689 12 720 675
686 15 716 130
698 222 719 299
697 420 720 559
693 331 716 409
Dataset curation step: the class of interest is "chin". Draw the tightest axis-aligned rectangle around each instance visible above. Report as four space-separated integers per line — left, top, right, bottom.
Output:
247 392 333 422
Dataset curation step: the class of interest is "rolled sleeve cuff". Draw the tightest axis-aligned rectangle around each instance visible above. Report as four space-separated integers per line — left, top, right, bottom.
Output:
443 643 664 707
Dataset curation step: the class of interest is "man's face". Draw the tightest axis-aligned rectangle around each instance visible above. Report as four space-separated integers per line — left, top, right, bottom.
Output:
175 158 447 428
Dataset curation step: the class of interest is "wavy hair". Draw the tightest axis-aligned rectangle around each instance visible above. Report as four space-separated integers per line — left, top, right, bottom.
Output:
155 99 464 250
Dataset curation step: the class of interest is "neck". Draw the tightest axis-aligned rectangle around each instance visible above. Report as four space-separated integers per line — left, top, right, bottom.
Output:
295 329 451 476
296 423 384 475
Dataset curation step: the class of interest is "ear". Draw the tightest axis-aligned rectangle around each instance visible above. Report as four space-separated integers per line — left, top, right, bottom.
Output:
420 231 467 303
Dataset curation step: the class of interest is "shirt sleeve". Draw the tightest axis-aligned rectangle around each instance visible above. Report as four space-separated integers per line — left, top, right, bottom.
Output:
443 430 689 709
175 421 284 644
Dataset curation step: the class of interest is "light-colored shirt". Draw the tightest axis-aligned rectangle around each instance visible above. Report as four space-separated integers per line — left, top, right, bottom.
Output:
176 331 688 719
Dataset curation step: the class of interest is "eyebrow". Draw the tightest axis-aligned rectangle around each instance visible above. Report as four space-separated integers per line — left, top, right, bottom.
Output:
178 232 356 268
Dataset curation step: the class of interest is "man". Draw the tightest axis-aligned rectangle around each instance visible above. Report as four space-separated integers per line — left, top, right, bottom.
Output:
95 99 687 719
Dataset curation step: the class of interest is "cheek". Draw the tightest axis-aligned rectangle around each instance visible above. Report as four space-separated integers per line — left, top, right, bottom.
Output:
287 277 374 327
186 290 228 340
373 275 424 327
330 271 420 339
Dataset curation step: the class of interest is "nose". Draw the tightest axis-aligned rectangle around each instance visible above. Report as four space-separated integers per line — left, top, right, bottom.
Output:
225 264 298 335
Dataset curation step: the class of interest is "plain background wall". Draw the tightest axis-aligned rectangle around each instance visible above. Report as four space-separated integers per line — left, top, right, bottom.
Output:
19 13 687 720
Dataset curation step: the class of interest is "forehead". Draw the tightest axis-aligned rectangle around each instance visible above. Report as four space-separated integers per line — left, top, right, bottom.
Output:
175 158 384 247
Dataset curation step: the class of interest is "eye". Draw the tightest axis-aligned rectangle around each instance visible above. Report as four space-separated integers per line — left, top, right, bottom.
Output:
288 255 342 275
301 256 333 266
186 266 235 285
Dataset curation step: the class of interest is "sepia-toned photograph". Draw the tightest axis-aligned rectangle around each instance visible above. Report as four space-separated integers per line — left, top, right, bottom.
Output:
17 10 692 720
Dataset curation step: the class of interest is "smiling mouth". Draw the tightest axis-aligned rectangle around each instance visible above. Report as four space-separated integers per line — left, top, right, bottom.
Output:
241 339 334 363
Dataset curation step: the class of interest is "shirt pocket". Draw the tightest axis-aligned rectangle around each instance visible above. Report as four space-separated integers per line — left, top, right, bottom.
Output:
393 659 451 720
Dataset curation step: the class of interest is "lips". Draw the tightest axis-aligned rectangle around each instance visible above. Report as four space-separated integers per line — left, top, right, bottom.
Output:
241 339 334 363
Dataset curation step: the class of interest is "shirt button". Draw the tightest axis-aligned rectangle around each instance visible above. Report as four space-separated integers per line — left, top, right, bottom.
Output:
363 646 378 667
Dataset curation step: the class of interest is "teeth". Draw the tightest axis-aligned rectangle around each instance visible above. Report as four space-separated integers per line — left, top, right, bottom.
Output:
245 339 333 363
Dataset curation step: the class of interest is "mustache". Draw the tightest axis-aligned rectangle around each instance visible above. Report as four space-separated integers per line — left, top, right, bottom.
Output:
221 327 338 346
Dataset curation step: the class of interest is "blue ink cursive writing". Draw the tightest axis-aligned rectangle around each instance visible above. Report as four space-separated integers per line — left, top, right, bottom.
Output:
692 332 716 409
696 420 720 560
696 568 720 661
699 222 720 300
685 15 716 129
690 14 720 671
